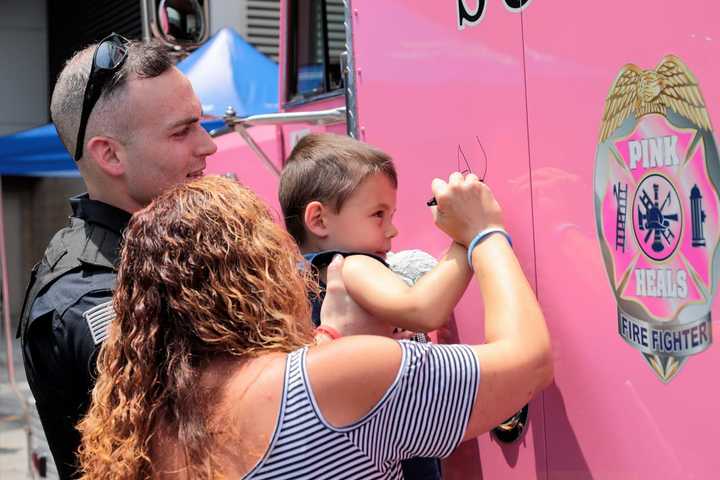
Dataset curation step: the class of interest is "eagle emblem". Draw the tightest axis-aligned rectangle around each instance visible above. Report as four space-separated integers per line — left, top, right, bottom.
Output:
599 56 712 143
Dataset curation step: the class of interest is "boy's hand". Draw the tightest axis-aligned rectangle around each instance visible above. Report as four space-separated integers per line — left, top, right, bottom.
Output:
320 255 377 337
431 172 505 246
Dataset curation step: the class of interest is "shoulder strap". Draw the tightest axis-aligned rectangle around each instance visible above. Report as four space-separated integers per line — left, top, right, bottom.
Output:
304 250 387 270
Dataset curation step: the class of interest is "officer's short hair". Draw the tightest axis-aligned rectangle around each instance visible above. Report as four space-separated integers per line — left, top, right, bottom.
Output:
50 40 172 159
279 133 398 246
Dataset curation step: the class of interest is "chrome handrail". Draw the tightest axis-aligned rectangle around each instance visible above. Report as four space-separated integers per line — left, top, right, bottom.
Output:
223 106 347 128
218 106 348 177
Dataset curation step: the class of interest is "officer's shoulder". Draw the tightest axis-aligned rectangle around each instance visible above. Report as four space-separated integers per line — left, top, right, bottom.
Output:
31 217 119 322
21 216 121 341
40 218 86 269
43 217 119 272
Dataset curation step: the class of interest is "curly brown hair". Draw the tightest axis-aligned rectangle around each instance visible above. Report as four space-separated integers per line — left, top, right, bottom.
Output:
78 176 316 479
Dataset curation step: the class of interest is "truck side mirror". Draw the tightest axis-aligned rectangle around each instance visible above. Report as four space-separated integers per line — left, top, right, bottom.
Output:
143 0 210 52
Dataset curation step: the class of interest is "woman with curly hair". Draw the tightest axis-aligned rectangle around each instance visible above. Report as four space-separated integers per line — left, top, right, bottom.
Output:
78 174 552 479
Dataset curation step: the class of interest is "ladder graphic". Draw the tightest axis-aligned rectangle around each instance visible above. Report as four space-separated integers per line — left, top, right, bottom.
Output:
613 183 628 252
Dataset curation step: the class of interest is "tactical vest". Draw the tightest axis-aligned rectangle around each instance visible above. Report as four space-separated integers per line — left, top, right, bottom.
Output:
16 216 121 342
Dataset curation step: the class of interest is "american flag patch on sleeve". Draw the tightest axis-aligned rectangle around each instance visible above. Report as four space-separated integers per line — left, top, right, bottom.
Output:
82 301 116 345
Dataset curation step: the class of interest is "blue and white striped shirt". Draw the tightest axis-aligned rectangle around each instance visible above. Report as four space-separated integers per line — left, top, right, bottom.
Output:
245 341 480 479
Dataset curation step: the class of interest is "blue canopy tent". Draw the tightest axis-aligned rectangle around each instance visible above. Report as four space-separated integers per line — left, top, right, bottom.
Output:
0 27 278 177
0 123 79 177
179 27 278 118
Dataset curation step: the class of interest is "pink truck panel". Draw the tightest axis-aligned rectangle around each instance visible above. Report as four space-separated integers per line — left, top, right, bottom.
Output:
524 1 719 479
348 1 542 478
209 1 719 478
348 0 719 478
205 124 284 215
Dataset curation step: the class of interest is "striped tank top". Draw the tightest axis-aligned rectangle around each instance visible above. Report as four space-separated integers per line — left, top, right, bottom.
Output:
244 341 480 479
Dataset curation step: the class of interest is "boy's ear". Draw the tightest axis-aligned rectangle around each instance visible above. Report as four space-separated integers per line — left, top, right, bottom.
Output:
304 201 329 238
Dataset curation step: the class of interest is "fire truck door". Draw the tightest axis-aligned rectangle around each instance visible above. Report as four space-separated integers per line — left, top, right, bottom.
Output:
347 1 543 478
523 1 720 479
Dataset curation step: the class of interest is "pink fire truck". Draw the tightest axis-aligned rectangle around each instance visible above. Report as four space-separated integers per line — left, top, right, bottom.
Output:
204 1 720 478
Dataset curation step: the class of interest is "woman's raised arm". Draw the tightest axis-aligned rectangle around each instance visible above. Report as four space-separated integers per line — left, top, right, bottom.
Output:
311 172 552 445
431 172 553 440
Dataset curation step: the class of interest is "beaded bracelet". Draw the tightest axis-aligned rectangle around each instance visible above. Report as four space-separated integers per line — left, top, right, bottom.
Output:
467 227 513 269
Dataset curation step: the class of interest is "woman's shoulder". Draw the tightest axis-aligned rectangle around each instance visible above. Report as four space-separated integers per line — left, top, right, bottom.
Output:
305 336 403 427
219 352 290 405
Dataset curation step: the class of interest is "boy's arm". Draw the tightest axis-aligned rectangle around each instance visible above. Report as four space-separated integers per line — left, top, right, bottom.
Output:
342 242 471 332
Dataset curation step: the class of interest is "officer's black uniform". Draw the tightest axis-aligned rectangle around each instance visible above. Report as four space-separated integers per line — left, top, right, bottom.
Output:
17 194 130 479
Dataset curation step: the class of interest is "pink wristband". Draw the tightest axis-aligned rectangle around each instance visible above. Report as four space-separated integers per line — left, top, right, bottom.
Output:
315 325 342 340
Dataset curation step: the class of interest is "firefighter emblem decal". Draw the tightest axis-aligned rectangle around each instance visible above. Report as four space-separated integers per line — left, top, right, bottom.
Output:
594 55 718 382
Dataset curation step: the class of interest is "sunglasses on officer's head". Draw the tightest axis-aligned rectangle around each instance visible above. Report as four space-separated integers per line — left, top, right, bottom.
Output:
74 33 129 161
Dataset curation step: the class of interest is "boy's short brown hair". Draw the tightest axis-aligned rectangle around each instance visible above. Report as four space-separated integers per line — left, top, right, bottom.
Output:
279 133 398 245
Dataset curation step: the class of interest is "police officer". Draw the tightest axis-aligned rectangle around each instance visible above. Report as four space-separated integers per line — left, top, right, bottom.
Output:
17 35 217 479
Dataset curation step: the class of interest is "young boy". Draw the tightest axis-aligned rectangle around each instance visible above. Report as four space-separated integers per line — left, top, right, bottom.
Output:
280 132 472 336
280 133 473 479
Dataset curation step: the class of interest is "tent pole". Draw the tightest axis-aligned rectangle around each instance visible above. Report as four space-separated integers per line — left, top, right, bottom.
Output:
0 176 25 408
